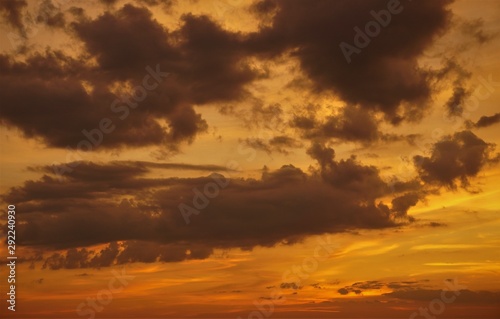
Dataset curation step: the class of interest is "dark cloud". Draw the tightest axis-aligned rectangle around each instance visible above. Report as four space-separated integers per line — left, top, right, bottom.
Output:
337 288 350 295
36 0 65 28
5 161 233 205
291 106 381 143
41 240 213 269
32 160 234 176
248 0 453 123
1 0 495 273
0 0 27 33
338 280 384 295
241 135 302 155
280 282 301 290
174 13 259 104
223 102 285 132
391 192 423 217
0 4 261 152
1 159 416 267
0 49 196 151
440 59 473 117
473 113 500 129
386 281 420 290
72 5 178 77
414 130 498 188
339 279 429 295
0 0 463 151
307 143 390 200
290 105 416 145
424 221 447 228
460 18 496 44
445 86 471 116
99 0 119 5
135 0 175 10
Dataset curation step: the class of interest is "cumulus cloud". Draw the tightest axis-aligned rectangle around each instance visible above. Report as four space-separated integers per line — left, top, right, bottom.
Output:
391 192 423 217
413 130 498 188
248 0 453 123
1 157 419 268
0 4 260 152
307 143 390 200
0 0 466 151
1 0 497 272
291 106 381 143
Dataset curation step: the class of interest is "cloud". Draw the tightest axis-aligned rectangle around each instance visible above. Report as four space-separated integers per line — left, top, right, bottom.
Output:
280 282 301 290
247 0 453 123
460 18 496 44
72 4 177 77
473 113 500 129
439 58 474 118
338 279 429 295
0 4 260 152
41 240 213 269
135 0 175 11
391 192 423 217
241 135 302 155
338 278 500 302
0 0 27 34
0 49 197 151
337 287 350 295
413 130 498 188
36 0 65 28
307 143 391 200
6 160 233 205
337 280 384 295
0 1 466 151
99 0 119 5
31 160 235 176
291 105 381 143
445 86 471 116
1 159 417 267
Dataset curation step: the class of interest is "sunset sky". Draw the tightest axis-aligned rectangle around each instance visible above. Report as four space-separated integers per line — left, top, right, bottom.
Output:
0 0 499 318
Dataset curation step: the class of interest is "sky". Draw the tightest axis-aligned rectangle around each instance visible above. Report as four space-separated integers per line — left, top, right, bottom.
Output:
0 0 499 318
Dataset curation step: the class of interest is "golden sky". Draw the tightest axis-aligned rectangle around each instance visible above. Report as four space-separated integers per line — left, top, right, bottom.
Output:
0 0 499 318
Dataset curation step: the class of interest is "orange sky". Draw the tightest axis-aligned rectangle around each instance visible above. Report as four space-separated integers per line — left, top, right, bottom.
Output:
0 0 499 318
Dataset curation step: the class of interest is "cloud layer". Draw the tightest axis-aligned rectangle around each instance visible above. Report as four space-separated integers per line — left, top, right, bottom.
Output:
4 158 415 268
